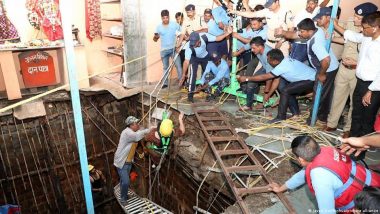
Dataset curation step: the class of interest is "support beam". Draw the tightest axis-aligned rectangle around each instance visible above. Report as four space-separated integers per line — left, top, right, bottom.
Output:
59 0 94 213
310 0 341 126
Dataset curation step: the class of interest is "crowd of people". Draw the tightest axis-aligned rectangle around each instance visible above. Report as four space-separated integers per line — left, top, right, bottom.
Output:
113 0 380 213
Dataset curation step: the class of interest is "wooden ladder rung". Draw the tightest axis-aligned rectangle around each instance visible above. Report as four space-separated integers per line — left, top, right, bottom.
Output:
226 165 260 173
210 136 239 142
199 116 225 121
218 149 248 156
236 186 270 196
205 126 231 131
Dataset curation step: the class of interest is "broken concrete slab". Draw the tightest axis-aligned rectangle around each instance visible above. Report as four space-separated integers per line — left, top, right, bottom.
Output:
260 186 318 214
13 99 46 120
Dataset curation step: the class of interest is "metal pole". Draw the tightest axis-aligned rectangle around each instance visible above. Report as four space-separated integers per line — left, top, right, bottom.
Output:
59 0 94 213
310 0 340 126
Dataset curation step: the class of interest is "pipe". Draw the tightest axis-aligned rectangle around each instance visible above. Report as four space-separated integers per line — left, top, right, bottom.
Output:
13 117 39 213
0 125 19 205
59 0 94 212
310 0 341 126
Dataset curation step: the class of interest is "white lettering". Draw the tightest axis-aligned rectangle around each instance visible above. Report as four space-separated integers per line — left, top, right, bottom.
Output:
25 52 49 63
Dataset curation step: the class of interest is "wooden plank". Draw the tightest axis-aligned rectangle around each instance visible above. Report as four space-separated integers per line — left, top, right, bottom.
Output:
0 51 22 100
218 149 247 156
226 165 260 173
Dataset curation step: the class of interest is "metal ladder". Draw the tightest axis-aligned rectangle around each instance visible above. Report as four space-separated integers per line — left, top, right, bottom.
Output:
114 183 172 214
191 103 295 214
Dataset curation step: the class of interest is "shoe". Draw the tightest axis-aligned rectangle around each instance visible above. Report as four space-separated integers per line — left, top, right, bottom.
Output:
120 200 128 207
162 85 168 89
342 131 350 139
268 117 283 124
239 106 252 111
205 95 215 102
323 126 337 132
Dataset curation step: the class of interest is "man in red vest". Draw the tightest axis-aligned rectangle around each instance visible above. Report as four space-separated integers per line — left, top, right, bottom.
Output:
269 135 380 213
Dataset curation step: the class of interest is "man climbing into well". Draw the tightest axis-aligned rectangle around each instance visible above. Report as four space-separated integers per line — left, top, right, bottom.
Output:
144 112 185 159
114 116 151 206
269 135 380 214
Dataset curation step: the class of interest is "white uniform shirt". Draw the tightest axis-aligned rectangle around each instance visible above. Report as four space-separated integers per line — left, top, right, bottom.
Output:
293 7 320 26
254 7 294 41
344 31 380 91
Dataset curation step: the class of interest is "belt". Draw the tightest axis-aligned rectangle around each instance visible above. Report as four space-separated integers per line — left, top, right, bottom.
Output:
267 39 278 43
343 64 357 70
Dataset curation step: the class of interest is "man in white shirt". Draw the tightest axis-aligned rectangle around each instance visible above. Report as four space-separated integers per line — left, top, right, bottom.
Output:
291 0 330 62
334 11 380 150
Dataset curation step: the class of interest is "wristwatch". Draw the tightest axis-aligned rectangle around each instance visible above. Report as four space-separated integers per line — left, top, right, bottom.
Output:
245 78 249 82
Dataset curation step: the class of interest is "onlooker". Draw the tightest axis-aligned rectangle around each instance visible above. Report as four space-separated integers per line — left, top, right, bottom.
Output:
291 0 330 62
334 11 380 142
232 17 267 67
176 4 206 51
153 10 182 87
230 0 294 56
326 3 377 138
203 9 228 58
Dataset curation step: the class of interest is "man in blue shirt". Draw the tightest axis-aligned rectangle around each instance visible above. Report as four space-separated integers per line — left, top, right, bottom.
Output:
238 49 315 122
203 9 228 58
239 36 273 111
179 29 232 102
197 52 230 101
153 10 182 88
232 17 268 67
277 18 339 124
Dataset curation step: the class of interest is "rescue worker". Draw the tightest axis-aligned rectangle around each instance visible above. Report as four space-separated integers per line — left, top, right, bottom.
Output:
179 29 232 103
144 112 185 156
269 135 380 214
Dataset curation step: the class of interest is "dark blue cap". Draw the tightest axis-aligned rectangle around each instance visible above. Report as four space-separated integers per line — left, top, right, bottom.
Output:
185 4 195 11
211 52 221 63
313 7 332 20
264 0 276 8
354 2 378 16
189 32 200 47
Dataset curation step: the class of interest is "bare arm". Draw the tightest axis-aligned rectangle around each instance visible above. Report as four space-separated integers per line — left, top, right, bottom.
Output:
333 19 345 35
317 57 330 83
232 32 251 44
215 27 232 41
267 77 279 98
178 112 185 135
319 0 330 8
238 72 275 82
213 0 222 6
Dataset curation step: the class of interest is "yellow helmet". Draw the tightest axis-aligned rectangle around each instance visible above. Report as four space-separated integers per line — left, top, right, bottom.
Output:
159 119 174 137
88 165 94 171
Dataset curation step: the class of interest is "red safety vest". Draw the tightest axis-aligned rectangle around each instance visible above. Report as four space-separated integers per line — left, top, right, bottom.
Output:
305 147 380 211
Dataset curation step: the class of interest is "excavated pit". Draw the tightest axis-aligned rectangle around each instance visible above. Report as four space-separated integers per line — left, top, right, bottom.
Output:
0 91 300 213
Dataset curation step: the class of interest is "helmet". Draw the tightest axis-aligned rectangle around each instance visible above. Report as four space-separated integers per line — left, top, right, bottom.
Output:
159 119 174 137
88 165 94 171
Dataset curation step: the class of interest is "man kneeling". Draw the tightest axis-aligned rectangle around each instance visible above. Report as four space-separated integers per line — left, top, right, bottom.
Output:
197 52 230 101
269 135 380 213
238 49 315 123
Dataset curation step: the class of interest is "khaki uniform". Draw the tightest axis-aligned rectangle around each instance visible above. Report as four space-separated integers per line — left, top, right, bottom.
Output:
181 15 206 35
327 21 360 131
255 8 294 56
